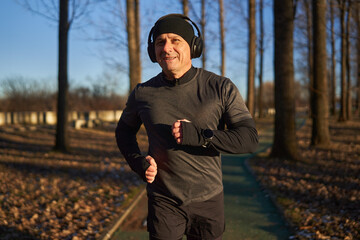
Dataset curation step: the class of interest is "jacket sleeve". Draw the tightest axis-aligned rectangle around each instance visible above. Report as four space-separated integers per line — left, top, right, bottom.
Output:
180 77 258 154
212 78 258 153
115 119 150 182
181 118 258 154
211 118 258 154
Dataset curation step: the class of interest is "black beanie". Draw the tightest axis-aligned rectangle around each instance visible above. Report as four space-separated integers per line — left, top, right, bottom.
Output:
152 15 195 47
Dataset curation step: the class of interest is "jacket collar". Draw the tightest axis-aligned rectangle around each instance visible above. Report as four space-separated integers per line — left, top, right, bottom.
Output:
161 66 197 86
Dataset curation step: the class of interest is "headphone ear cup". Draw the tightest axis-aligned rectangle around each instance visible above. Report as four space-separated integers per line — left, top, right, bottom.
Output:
191 36 203 59
147 26 157 63
147 42 157 63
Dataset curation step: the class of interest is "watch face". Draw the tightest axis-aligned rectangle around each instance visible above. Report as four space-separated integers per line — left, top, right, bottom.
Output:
203 129 214 139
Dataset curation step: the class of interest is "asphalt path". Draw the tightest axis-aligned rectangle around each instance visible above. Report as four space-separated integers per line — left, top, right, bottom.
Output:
221 153 291 239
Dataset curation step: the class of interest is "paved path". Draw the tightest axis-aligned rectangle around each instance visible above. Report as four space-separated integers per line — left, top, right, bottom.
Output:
110 126 292 240
222 154 291 239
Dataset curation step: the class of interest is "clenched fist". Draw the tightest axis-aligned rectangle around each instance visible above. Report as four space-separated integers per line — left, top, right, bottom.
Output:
145 155 157 183
172 119 191 144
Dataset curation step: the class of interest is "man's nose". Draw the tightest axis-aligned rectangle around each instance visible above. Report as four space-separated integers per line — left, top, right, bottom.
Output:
163 40 173 53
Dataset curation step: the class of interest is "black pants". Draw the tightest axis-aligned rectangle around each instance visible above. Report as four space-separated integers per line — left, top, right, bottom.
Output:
147 192 225 240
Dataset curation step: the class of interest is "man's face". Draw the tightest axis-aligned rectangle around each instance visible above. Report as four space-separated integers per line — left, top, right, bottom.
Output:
155 33 192 79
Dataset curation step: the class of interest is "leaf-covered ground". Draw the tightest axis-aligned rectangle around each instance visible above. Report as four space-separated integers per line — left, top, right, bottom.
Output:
0 124 148 239
1 117 359 239
250 117 360 240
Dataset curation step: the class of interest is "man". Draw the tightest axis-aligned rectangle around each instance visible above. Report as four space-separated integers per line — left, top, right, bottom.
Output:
116 14 258 240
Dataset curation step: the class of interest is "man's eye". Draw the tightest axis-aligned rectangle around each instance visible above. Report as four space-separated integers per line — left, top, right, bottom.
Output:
155 41 165 46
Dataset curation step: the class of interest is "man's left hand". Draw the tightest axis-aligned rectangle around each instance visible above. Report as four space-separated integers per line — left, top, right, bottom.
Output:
172 119 191 144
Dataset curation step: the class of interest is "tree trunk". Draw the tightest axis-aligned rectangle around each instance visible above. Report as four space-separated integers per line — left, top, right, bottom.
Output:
345 1 352 120
258 0 264 118
201 0 206 69
304 0 313 117
338 0 347 121
311 0 331 146
356 1 360 115
330 0 337 116
127 0 140 93
55 0 70 152
271 0 298 160
182 0 189 16
135 0 141 86
219 0 225 76
247 0 256 117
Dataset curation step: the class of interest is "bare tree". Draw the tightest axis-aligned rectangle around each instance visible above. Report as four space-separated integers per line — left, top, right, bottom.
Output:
126 0 141 93
182 0 189 15
55 0 71 152
247 0 256 116
337 0 348 121
271 0 298 160
345 0 352 120
303 0 313 117
311 0 331 146
293 0 315 114
201 0 207 68
89 1 141 93
257 0 264 118
260 81 275 110
0 77 56 112
135 0 141 85
17 0 93 152
356 1 360 115
219 0 225 76
329 0 337 116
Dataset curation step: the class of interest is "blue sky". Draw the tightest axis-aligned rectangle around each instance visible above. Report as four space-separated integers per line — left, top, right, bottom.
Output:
0 0 274 97
0 0 106 91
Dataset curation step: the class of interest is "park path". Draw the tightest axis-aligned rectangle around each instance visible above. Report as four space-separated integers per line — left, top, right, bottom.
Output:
108 124 293 240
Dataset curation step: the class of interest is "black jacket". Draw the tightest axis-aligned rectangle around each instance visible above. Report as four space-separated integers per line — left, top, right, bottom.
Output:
115 67 258 205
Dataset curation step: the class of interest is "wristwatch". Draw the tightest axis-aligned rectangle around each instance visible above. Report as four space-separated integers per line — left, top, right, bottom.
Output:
202 129 214 148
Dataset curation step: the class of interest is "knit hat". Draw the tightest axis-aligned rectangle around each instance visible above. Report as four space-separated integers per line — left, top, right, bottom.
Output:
152 15 195 47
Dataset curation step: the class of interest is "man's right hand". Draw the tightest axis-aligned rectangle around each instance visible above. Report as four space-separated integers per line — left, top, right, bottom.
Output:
145 155 157 183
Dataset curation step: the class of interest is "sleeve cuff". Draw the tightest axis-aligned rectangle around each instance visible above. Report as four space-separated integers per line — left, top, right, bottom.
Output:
181 121 205 146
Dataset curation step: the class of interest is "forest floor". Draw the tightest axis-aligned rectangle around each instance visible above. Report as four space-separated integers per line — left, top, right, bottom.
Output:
0 116 359 239
250 116 360 239
0 123 148 240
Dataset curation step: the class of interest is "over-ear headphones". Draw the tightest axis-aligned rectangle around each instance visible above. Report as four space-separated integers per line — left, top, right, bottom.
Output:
147 14 203 63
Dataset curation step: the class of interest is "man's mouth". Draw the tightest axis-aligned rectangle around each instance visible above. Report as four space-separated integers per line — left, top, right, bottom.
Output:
163 56 176 61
